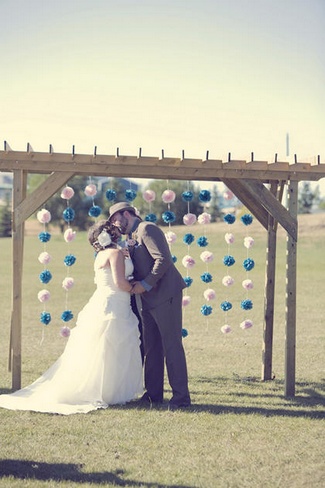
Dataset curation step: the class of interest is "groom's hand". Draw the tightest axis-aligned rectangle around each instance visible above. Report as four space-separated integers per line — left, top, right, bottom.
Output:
131 282 146 294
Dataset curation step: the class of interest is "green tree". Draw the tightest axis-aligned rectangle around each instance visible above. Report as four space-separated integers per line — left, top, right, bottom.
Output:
0 197 12 237
318 197 325 211
298 182 316 214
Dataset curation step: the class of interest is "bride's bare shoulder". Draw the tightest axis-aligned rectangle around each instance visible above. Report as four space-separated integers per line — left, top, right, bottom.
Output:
95 248 116 268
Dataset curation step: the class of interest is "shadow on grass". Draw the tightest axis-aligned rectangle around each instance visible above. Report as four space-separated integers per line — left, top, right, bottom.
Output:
123 375 325 419
1 377 324 421
190 376 325 419
0 388 12 395
0 459 195 487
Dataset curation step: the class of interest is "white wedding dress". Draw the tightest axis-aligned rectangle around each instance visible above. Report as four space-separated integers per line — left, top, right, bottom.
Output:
0 256 143 415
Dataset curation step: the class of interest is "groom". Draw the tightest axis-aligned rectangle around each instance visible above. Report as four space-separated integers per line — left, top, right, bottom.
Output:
108 202 191 410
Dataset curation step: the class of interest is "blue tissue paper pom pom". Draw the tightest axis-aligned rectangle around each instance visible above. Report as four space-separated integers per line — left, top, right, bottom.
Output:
38 231 51 243
39 270 52 284
220 301 232 311
223 255 235 267
40 311 51 325
199 190 211 202
61 310 74 322
125 189 137 201
162 211 176 224
241 299 253 310
241 213 253 225
224 213 236 224
145 213 157 222
182 328 189 338
183 233 195 245
106 189 116 202
182 191 194 202
184 276 193 287
88 205 102 217
172 255 177 263
200 272 212 283
63 207 75 223
197 236 208 247
201 304 212 316
243 258 255 271
64 254 76 267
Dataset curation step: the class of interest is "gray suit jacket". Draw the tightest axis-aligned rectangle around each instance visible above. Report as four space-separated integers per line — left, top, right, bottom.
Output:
130 221 186 311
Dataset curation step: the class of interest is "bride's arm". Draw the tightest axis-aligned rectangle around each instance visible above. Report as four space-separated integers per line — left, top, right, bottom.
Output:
109 249 133 292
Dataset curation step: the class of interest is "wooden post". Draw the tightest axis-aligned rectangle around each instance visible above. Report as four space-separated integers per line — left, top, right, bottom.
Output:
261 182 278 380
10 170 27 390
285 180 298 397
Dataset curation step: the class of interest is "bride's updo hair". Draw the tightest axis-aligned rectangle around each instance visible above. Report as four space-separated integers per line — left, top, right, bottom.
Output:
88 220 121 252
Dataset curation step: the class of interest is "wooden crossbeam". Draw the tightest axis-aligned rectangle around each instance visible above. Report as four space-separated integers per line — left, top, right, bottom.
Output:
222 178 269 229
241 180 297 241
1 150 324 182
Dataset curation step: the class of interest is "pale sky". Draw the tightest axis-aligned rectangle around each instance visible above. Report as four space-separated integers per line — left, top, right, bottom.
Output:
1 0 324 191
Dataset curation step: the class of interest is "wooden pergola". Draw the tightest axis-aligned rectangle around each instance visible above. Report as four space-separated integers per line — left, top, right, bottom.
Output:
1 144 324 397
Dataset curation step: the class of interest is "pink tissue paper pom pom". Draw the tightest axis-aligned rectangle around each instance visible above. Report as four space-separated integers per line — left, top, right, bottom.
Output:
64 228 76 243
165 231 177 244
37 289 51 302
142 189 156 202
222 275 234 287
221 324 232 334
240 319 253 330
200 251 214 263
225 233 235 244
162 189 176 203
60 186 75 200
223 190 234 201
242 279 254 290
38 251 51 265
62 277 75 290
37 209 51 224
244 236 254 248
182 295 191 307
60 326 71 338
84 183 97 197
198 212 211 225
203 288 216 301
182 255 195 268
183 213 197 226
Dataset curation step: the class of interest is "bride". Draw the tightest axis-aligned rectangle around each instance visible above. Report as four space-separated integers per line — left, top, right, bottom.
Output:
0 221 143 415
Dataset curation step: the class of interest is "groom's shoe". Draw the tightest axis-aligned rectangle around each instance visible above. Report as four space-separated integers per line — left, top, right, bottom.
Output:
168 401 191 411
138 392 163 406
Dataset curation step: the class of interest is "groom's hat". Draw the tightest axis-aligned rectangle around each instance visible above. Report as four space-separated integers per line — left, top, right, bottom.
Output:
108 202 136 222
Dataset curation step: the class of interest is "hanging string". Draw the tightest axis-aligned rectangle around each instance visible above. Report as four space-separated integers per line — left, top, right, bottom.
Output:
142 188 157 222
105 177 117 203
85 178 102 218
125 180 137 203
161 182 177 262
240 213 255 330
220 204 236 334
161 181 176 226
197 189 213 330
60 185 77 338
37 208 53 344
180 181 195 335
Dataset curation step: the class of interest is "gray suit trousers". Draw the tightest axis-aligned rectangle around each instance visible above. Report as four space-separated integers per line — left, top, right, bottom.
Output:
141 291 190 405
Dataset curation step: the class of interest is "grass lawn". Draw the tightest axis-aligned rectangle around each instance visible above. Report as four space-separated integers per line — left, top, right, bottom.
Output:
0 214 324 487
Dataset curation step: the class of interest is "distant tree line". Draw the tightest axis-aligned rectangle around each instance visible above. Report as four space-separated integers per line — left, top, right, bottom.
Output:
1 177 324 237
25 175 224 231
